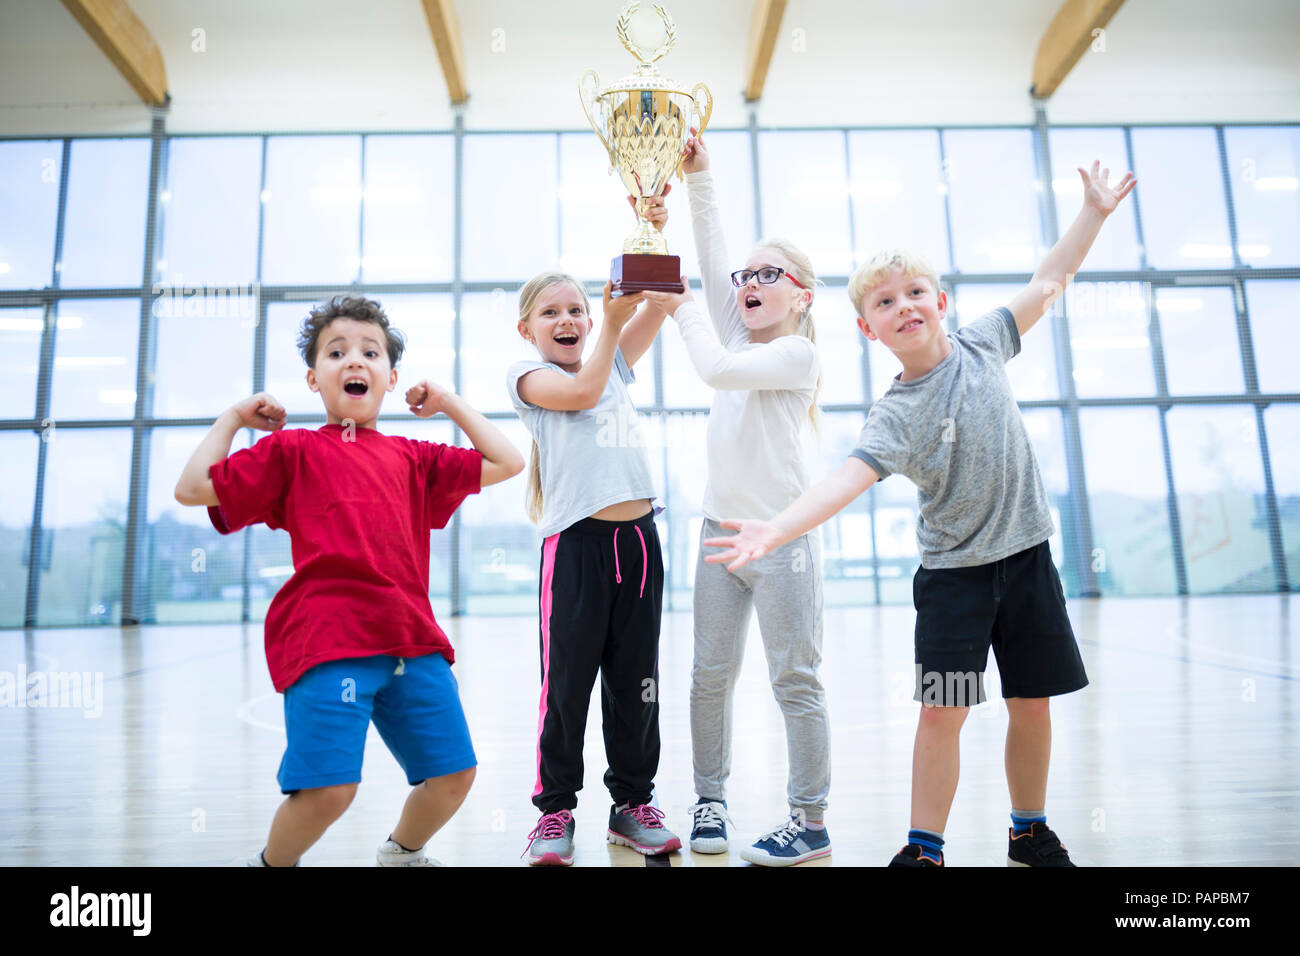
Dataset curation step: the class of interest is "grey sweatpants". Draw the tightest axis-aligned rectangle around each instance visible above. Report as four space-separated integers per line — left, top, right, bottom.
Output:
691 518 830 817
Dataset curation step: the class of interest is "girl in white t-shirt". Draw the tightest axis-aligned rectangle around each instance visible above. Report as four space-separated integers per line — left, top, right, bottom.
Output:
642 132 831 867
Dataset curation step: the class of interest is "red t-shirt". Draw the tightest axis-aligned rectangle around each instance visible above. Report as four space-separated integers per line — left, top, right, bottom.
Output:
207 424 482 692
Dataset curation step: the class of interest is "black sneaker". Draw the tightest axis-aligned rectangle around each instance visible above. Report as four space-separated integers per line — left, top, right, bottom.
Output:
1007 822 1076 867
888 843 943 867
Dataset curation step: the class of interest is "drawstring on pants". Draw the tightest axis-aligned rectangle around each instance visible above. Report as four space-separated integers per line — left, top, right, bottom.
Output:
612 525 649 599
613 528 622 584
635 526 646 599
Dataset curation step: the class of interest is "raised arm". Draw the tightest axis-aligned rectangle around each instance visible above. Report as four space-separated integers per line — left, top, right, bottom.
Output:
174 393 286 506
1007 160 1136 336
618 297 670 370
516 282 643 411
407 381 524 488
618 187 672 369
682 132 748 350
702 457 880 572
641 291 817 391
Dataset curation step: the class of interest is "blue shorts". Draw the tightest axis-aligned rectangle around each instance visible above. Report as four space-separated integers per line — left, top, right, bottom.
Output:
277 653 476 793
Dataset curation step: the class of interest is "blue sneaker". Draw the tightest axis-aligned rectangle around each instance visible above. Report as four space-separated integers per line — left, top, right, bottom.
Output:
689 798 732 854
740 815 831 867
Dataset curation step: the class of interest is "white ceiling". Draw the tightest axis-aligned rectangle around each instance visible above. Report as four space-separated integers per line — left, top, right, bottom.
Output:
0 0 1297 136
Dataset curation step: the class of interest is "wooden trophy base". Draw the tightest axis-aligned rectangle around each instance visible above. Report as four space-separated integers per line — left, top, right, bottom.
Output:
610 254 685 295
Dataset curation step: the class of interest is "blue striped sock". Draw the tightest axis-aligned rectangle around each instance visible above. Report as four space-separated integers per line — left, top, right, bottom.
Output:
908 828 944 861
1011 809 1046 835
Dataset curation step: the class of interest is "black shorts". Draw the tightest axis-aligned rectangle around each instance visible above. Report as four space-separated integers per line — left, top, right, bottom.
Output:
912 540 1088 707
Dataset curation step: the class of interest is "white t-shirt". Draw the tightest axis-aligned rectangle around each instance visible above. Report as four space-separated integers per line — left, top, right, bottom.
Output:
507 348 660 539
677 169 821 522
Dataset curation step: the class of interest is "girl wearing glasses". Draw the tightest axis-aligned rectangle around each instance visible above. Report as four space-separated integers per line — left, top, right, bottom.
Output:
641 131 831 867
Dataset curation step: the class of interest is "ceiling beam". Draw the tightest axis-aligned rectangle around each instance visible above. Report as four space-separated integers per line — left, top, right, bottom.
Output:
420 0 468 105
1031 0 1127 99
59 0 167 106
744 0 787 103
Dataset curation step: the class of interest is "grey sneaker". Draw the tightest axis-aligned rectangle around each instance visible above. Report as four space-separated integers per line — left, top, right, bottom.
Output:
376 838 443 866
607 803 682 856
525 810 575 866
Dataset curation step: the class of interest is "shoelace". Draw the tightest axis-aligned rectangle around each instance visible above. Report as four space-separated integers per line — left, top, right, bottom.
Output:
1031 827 1070 860
623 804 667 829
689 802 734 831
758 817 804 848
525 810 572 843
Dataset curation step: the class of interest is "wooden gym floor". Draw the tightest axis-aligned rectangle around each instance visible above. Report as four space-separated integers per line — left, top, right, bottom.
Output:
1 594 1296 867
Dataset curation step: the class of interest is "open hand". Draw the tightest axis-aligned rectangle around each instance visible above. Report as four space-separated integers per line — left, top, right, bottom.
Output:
230 392 286 431
627 182 670 232
406 379 451 418
702 518 782 572
641 278 694 318
682 127 709 174
1077 160 1136 217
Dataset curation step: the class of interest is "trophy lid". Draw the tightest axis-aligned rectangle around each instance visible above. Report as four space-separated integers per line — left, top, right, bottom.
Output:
598 3 691 97
618 2 675 65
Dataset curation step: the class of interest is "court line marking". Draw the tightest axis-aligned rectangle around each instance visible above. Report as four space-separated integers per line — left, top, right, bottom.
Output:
1 652 60 672
104 644 251 683
1158 624 1300 674
235 692 284 732
1076 638 1298 683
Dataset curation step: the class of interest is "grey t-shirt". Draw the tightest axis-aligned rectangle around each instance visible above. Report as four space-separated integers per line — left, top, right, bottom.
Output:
508 348 659 539
850 308 1055 569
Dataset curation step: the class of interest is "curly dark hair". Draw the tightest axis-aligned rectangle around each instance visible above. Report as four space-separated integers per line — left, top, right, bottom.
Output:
297 295 406 368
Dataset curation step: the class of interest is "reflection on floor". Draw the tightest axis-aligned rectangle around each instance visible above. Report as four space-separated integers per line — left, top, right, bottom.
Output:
2 595 1296 866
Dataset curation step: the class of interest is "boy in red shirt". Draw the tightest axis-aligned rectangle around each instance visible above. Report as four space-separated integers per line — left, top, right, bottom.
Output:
175 295 524 866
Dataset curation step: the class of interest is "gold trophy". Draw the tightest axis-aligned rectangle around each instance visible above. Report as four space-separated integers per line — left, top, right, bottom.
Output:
580 1 712 294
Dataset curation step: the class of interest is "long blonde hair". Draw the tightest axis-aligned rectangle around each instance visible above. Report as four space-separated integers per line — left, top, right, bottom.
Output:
754 237 822 431
517 272 591 525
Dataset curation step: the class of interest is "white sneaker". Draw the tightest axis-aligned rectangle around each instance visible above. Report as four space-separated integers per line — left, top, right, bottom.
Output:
246 849 300 867
376 839 443 866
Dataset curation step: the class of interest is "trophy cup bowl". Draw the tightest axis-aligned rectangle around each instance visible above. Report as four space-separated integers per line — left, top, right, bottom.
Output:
579 2 712 294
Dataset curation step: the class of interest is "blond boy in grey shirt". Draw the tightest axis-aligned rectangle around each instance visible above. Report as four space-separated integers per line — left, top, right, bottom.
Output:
705 161 1136 867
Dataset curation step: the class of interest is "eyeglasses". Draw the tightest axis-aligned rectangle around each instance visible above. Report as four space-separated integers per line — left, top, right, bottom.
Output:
729 266 807 289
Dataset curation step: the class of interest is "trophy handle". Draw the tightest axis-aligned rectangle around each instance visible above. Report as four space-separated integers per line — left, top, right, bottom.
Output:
691 82 713 137
676 82 714 181
579 69 616 172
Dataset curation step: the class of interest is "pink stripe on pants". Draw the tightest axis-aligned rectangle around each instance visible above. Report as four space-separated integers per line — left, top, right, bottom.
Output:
532 532 561 798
